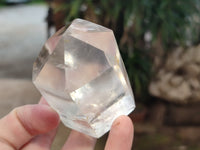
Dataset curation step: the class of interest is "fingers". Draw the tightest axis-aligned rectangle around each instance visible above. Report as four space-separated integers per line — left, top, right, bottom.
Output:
21 97 59 150
0 104 60 149
21 127 58 150
61 130 97 150
105 115 134 150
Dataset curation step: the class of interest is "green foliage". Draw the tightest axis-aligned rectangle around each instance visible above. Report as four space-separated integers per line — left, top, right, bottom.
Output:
0 0 6 5
30 0 45 4
121 48 151 98
60 0 200 100
130 0 200 47
66 0 200 46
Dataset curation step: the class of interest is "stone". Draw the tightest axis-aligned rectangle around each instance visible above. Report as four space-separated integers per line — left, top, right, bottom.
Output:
32 19 135 138
169 76 183 87
149 45 200 104
184 63 200 77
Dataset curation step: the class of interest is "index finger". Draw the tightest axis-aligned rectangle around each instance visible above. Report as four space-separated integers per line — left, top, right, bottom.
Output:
105 115 134 150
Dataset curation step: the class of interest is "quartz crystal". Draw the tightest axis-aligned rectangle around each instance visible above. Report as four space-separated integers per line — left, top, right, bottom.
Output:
32 19 135 138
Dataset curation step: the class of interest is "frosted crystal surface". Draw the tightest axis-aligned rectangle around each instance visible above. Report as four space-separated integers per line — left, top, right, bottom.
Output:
32 19 135 138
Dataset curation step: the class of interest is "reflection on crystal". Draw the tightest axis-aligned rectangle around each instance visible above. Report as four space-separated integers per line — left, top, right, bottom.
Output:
113 65 126 86
64 52 74 67
33 18 135 138
70 90 83 103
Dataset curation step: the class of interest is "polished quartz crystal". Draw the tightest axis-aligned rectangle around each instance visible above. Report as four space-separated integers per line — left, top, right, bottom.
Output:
32 19 135 138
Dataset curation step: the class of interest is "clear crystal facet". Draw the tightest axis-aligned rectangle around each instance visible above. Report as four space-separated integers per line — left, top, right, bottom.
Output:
32 19 135 138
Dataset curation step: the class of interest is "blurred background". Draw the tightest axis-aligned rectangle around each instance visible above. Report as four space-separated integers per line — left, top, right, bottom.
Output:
0 0 200 149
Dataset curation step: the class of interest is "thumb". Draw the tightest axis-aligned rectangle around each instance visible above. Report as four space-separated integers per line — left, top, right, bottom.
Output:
0 104 60 149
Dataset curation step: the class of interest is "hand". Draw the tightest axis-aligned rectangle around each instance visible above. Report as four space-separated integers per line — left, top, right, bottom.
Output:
0 97 134 150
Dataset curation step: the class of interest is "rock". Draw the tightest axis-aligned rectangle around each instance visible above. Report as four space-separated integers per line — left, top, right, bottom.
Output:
188 78 200 90
150 77 191 104
165 47 183 71
167 81 191 102
149 45 200 104
169 76 183 87
183 63 200 77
